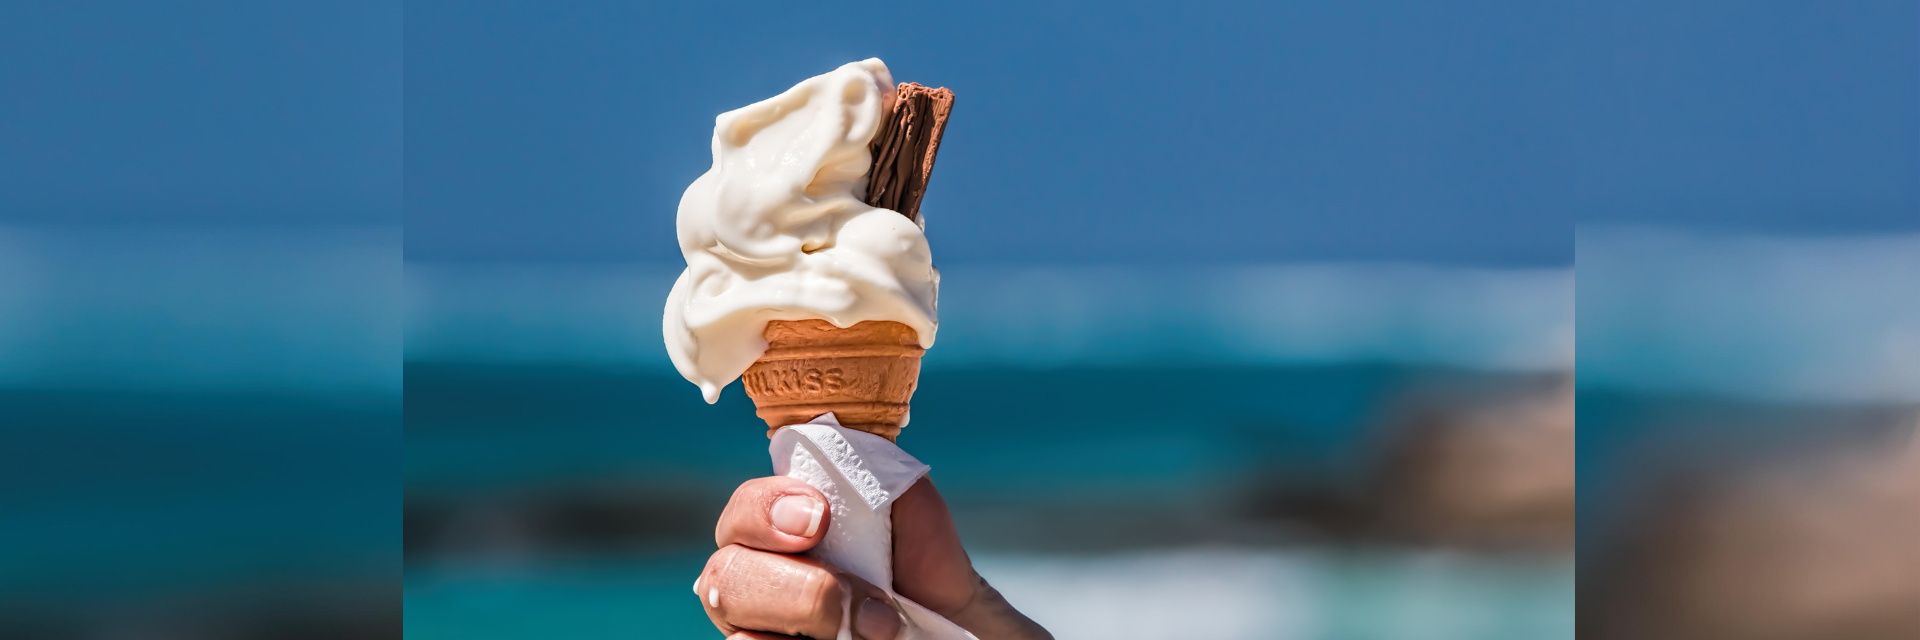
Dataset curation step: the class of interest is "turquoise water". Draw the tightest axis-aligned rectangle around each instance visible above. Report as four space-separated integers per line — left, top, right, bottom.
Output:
404 362 1493 496
1 235 1576 635
404 550 1574 640
396 261 1574 638
404 362 1572 639
405 556 714 640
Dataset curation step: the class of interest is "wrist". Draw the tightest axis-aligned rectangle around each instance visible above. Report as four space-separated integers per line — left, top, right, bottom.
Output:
944 572 1053 640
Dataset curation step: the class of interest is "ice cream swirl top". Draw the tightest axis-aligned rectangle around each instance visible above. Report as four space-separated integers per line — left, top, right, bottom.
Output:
665 59 939 403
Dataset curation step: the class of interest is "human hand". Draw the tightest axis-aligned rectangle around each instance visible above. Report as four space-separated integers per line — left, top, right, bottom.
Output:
696 475 1052 640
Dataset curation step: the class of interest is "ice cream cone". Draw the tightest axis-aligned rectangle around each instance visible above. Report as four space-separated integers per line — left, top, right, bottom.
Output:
741 319 923 440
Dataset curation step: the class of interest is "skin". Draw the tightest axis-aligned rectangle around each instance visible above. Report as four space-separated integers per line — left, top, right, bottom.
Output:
698 476 1053 640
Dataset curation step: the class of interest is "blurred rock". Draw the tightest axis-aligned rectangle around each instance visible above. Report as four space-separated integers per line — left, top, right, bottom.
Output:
1371 377 1576 548
1591 420 1920 640
405 481 723 563
0 578 400 640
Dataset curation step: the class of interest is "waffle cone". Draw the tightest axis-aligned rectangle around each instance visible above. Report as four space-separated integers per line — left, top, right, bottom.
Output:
741 319 924 440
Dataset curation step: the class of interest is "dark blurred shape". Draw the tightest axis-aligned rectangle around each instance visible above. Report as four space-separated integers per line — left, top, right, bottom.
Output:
1578 224 1920 639
1372 377 1576 549
2 579 399 640
407 481 721 561
1587 414 1920 640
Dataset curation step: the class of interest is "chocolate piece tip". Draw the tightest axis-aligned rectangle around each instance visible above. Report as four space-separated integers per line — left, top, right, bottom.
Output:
864 83 954 222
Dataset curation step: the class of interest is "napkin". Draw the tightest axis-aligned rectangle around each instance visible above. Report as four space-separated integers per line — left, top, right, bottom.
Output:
770 414 976 640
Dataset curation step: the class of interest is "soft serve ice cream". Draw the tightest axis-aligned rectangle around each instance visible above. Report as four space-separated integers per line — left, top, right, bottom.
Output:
664 59 939 403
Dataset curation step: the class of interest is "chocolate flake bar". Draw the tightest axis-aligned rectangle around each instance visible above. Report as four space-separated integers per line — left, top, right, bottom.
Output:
865 83 954 223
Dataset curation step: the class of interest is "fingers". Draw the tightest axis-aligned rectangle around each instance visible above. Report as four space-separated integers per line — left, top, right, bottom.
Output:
717 476 830 553
698 544 904 640
890 477 980 616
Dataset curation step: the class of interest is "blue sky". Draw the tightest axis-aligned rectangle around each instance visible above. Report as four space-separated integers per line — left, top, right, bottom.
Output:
406 0 1580 265
0 1 401 225
402 0 1914 267
4 1 1915 265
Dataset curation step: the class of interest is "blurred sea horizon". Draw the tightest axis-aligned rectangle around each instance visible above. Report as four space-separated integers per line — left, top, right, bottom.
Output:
401 257 1577 640
16 225 1918 639
2 225 1577 638
405 261 1574 376
402 256 1575 524
0 224 403 638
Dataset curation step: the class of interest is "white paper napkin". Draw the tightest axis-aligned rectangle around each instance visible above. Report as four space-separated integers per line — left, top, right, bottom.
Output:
770 413 977 640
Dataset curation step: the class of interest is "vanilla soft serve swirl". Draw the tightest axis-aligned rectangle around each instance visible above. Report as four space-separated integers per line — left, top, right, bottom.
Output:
665 59 939 403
